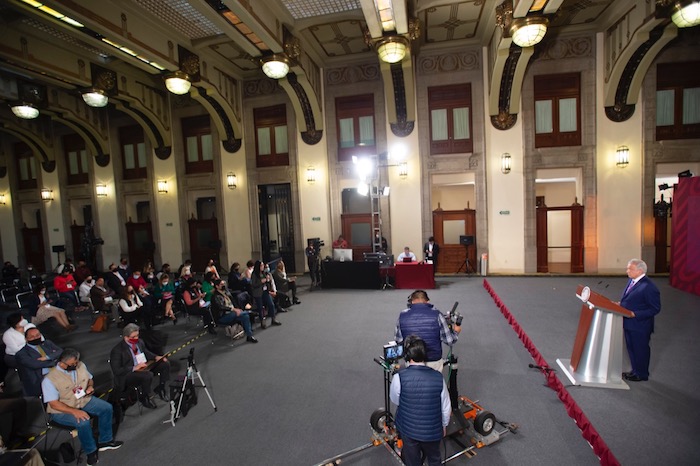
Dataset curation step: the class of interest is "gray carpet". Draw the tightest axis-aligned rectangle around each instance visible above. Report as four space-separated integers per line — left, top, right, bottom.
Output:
5 275 699 465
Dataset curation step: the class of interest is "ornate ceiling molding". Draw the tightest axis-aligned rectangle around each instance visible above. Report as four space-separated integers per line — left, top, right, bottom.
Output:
325 64 381 86
417 50 481 75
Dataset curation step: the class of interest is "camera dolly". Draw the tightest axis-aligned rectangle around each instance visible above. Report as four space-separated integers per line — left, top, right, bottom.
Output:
313 305 517 465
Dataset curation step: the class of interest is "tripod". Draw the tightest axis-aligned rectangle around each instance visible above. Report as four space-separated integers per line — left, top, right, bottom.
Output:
456 246 473 274
164 347 217 426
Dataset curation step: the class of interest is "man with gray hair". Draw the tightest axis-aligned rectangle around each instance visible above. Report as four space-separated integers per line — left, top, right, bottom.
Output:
42 348 123 466
109 323 170 409
620 259 661 382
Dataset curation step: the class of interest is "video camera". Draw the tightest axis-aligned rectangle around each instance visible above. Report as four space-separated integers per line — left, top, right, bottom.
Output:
309 237 324 254
445 301 463 327
383 341 404 364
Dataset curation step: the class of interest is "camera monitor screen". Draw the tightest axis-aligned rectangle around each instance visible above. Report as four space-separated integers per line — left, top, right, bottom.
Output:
333 248 353 262
383 342 404 361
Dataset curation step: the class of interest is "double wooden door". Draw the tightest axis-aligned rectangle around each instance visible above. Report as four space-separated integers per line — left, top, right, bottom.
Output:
432 208 476 274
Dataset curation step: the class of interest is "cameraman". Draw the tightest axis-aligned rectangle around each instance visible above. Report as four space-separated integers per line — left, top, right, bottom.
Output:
394 290 461 372
390 335 451 466
305 239 321 286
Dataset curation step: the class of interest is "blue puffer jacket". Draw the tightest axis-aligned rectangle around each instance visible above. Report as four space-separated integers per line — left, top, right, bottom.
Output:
395 365 444 442
399 303 442 361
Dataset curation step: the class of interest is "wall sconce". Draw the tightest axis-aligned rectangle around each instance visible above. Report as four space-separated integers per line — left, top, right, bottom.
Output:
261 54 290 79
41 188 53 201
399 162 408 179
226 172 237 189
95 183 107 197
0 193 6 205
157 180 168 194
306 166 316 184
501 153 512 174
616 145 630 168
376 36 409 64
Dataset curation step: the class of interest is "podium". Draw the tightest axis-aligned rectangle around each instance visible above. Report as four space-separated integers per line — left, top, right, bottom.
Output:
556 285 634 390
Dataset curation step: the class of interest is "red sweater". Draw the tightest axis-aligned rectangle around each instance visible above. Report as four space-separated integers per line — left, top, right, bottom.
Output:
54 274 78 293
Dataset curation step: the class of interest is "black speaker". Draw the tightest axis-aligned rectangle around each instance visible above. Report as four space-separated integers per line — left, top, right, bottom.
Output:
52 245 66 253
459 235 474 246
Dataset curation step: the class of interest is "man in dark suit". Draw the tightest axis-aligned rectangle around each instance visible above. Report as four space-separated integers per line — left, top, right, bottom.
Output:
620 259 661 382
15 327 62 396
109 323 170 409
423 237 440 274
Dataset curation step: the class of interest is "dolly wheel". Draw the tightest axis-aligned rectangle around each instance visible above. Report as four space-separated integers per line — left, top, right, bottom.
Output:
474 411 496 436
370 408 392 433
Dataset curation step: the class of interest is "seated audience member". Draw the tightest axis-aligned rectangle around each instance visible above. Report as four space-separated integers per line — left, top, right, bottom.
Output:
178 259 193 280
264 270 288 314
243 260 255 281
250 260 281 329
90 277 116 317
204 259 220 280
211 279 257 343
332 235 348 249
109 324 170 410
397 246 417 262
31 286 75 332
53 267 84 312
273 260 300 305
229 262 252 295
153 274 177 323
142 261 158 288
3 314 31 368
105 263 126 296
20 263 41 288
55 258 75 275
183 278 215 334
73 259 92 285
1 261 20 286
156 263 171 281
117 258 131 282
15 327 62 396
42 348 123 466
78 275 95 305
117 286 143 325
128 270 154 313
201 272 216 303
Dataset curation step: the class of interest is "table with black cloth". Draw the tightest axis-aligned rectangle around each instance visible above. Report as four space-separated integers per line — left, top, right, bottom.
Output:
393 262 436 289
321 261 381 289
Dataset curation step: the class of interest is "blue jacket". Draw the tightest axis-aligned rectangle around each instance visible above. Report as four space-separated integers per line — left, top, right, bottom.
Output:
395 365 444 442
620 275 661 333
398 304 443 361
15 340 62 397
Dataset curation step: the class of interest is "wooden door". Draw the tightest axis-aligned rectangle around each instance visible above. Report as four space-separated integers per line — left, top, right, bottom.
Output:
432 208 476 274
22 226 46 273
536 202 585 273
188 217 219 272
341 213 373 260
126 220 154 272
536 204 549 272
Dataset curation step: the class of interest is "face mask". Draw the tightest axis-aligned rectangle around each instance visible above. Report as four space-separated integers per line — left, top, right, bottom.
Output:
27 338 42 346
264 266 270 273
19 319 28 327
133 274 140 279
127 337 139 345
163 281 169 285
40 290 46 295
64 364 77 372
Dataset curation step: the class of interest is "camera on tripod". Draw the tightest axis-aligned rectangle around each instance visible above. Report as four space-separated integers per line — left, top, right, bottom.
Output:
445 301 463 327
310 237 324 254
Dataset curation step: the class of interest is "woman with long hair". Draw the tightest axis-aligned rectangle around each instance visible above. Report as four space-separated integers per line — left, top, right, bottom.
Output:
153 273 177 323
250 260 281 329
32 286 74 331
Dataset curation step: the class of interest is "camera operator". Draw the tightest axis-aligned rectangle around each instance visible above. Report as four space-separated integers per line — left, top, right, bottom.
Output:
305 239 322 286
389 335 451 466
394 290 461 372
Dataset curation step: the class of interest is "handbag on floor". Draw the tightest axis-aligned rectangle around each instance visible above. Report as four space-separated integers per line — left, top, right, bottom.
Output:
90 314 108 332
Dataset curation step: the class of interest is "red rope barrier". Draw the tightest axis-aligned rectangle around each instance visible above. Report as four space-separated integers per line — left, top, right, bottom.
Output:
482 279 620 466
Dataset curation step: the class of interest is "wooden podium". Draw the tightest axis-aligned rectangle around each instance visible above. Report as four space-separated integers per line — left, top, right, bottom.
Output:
556 285 634 390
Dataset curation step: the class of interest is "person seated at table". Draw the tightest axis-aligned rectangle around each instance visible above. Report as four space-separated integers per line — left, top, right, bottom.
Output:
397 246 417 263
332 235 348 249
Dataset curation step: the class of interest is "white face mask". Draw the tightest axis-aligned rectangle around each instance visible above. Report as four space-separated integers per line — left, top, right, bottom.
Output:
40 290 46 295
19 319 28 327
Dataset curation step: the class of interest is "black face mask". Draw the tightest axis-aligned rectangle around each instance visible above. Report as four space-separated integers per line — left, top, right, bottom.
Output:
27 338 42 346
64 364 78 372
